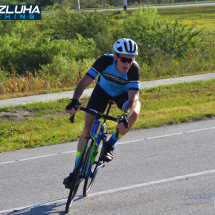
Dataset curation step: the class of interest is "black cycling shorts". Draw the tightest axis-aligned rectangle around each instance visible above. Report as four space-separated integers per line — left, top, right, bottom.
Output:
86 84 129 113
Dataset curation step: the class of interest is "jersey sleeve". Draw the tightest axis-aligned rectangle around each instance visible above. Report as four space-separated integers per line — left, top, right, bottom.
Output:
86 55 113 80
127 62 140 91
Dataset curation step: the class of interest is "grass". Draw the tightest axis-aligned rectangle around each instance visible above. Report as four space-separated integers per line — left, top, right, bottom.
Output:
158 6 215 35
108 5 215 32
0 70 97 100
1 54 215 100
1 79 215 152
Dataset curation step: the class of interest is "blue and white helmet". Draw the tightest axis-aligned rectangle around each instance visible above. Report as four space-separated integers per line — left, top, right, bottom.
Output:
113 38 138 56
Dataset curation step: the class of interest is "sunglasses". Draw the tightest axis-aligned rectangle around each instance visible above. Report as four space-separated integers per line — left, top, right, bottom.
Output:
118 57 134 64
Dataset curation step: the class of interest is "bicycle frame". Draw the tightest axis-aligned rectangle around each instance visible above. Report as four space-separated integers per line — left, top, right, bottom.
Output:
65 101 117 213
82 119 106 178
75 101 114 179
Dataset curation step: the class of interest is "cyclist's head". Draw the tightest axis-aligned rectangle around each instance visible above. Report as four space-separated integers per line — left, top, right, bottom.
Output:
113 38 138 56
113 38 138 73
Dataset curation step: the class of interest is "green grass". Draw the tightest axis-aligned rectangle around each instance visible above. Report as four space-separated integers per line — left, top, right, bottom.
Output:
108 5 215 33
158 6 215 32
1 79 215 152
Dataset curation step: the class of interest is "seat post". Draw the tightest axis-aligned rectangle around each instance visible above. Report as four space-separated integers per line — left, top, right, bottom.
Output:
103 101 115 123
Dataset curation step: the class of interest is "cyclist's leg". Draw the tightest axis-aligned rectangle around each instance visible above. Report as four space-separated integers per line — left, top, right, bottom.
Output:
63 113 95 186
77 113 95 153
76 84 110 161
64 84 110 185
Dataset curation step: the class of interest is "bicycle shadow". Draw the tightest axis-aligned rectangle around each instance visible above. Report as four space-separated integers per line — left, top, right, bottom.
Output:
5 202 66 215
5 195 85 215
74 194 85 202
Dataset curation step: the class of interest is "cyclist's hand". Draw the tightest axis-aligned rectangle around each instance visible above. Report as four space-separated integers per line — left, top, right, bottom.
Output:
116 113 129 131
65 99 81 116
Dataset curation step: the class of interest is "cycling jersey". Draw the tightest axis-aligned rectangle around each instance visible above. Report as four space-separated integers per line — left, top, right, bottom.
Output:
86 54 140 97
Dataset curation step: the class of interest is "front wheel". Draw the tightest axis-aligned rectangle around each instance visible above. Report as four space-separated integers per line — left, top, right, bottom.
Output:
65 176 82 213
83 162 98 196
65 140 89 213
83 138 106 196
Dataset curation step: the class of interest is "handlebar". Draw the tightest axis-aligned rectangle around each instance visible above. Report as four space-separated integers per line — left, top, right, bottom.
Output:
69 106 117 123
69 105 120 138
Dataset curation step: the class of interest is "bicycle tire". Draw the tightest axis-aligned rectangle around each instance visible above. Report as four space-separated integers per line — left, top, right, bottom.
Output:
83 162 98 196
82 138 95 196
83 139 105 196
65 140 90 213
65 176 81 213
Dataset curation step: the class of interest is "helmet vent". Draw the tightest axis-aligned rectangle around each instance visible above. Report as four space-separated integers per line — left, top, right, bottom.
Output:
117 47 123 52
124 41 135 53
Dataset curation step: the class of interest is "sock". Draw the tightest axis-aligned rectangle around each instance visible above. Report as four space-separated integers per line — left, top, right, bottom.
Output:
107 129 124 146
75 151 81 164
73 151 81 173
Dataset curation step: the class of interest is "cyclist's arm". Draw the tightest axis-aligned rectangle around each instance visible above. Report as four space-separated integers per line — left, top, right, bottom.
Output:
125 61 140 115
72 75 94 100
123 90 139 115
72 55 112 100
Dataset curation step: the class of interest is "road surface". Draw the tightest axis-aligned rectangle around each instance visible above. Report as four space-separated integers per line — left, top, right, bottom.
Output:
1 118 215 214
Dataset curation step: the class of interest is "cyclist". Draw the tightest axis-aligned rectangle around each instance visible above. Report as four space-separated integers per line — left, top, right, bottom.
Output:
63 38 141 187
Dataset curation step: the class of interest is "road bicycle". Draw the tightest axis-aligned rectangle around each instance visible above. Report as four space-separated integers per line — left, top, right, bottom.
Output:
65 100 118 213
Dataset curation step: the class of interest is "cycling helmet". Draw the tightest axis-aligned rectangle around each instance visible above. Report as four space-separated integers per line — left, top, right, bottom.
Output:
113 38 138 56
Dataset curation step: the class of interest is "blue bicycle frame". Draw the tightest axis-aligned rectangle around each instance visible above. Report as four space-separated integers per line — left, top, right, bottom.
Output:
83 119 106 178
73 118 105 178
72 101 117 179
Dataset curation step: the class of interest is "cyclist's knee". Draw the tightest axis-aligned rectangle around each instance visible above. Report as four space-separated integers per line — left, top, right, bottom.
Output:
83 123 92 136
83 113 95 135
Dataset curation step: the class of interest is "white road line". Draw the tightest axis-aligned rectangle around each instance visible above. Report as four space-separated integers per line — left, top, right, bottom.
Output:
1 168 215 214
117 126 215 145
1 126 215 165
0 150 76 165
88 169 215 197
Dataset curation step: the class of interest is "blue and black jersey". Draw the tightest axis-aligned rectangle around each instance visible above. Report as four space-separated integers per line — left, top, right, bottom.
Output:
86 54 140 97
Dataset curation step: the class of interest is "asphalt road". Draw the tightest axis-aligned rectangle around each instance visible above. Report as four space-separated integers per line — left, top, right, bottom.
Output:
1 118 215 214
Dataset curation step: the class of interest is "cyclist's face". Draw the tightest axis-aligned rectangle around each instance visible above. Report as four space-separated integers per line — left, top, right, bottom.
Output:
114 54 135 74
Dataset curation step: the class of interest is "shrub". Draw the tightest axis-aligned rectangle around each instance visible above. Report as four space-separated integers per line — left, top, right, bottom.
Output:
45 9 116 55
0 33 96 75
121 7 205 64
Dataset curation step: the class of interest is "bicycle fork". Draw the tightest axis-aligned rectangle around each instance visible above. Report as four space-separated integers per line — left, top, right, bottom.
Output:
88 121 107 176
